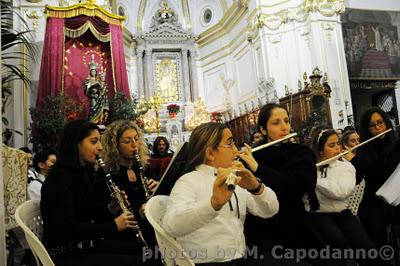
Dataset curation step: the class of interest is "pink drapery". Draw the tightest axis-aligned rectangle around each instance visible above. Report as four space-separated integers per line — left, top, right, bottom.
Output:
36 15 130 107
110 24 130 98
36 18 65 105
64 32 113 116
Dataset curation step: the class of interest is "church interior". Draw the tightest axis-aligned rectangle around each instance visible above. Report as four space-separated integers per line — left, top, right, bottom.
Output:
1 0 400 265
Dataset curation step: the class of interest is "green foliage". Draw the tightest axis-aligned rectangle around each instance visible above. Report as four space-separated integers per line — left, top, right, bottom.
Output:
30 95 83 152
109 92 148 122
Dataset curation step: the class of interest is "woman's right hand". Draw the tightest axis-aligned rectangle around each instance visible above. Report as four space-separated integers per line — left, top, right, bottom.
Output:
237 143 258 172
114 212 138 232
210 168 235 211
343 146 356 161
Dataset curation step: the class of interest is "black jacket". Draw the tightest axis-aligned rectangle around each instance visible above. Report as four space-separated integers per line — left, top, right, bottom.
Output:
41 165 117 249
244 141 319 248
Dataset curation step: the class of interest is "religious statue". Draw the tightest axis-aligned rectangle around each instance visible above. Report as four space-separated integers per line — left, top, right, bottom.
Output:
84 55 109 124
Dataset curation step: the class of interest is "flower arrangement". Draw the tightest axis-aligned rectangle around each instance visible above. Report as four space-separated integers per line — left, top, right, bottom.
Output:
167 104 180 117
211 111 223 123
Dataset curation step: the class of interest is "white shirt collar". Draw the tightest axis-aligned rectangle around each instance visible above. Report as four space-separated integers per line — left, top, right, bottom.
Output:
195 164 217 177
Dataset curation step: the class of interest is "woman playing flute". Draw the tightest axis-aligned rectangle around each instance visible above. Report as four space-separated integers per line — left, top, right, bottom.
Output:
306 127 376 266
162 122 281 265
239 103 319 251
351 107 399 248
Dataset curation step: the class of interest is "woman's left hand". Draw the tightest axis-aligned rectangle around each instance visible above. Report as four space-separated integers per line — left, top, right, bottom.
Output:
147 179 159 192
237 144 258 172
231 160 261 191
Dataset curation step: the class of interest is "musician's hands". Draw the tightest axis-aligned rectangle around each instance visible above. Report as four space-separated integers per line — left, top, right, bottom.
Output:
114 212 138 232
237 143 258 172
210 168 236 211
147 179 159 192
231 160 262 193
343 146 356 161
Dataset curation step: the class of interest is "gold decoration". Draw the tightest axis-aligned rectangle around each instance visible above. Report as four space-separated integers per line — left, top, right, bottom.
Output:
26 10 42 31
248 0 344 32
156 58 179 103
45 1 125 26
142 92 163 135
185 98 209 131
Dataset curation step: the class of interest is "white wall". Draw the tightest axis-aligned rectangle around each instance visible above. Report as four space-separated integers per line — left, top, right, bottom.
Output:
345 0 400 11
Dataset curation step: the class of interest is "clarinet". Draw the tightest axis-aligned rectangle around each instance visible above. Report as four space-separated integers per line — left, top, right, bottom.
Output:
96 156 150 252
133 153 152 200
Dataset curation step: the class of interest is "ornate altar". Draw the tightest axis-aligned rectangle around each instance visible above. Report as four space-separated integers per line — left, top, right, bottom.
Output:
36 0 129 122
279 67 332 132
136 1 198 147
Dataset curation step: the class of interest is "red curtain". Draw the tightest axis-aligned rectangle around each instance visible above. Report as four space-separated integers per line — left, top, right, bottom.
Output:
110 24 130 98
36 15 131 108
63 32 113 117
36 18 64 105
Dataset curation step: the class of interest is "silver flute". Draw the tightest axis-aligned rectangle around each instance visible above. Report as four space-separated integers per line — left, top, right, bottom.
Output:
133 153 152 200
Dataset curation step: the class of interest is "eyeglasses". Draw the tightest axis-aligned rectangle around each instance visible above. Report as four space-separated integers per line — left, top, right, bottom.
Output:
368 120 385 129
218 142 237 149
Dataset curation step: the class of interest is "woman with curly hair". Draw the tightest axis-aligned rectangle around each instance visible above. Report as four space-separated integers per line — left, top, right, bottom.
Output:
101 120 160 263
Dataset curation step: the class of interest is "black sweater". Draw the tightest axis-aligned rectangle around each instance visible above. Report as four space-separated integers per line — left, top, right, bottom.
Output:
351 137 400 203
252 142 319 215
41 165 117 249
244 142 318 248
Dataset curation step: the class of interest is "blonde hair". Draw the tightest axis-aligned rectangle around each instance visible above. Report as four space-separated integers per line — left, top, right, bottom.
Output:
101 120 149 174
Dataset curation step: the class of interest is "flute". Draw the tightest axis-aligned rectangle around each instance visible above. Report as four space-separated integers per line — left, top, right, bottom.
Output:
251 132 297 152
316 128 392 167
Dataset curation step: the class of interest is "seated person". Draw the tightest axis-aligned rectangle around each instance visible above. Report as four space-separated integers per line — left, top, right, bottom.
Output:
19 147 36 182
305 128 376 266
28 149 57 200
41 120 146 266
250 131 264 147
149 136 174 180
152 136 173 158
162 122 279 265
341 130 360 161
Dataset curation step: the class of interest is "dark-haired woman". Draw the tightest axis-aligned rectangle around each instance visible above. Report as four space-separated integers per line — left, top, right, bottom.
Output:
239 103 319 251
351 107 400 248
41 120 142 266
306 128 375 266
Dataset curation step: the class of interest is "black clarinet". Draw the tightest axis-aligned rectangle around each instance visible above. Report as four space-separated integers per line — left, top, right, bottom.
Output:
133 153 152 200
96 156 150 252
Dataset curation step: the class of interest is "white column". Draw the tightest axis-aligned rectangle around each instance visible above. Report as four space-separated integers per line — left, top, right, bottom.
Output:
189 49 199 101
127 44 138 98
181 48 191 102
136 48 145 98
144 48 153 97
